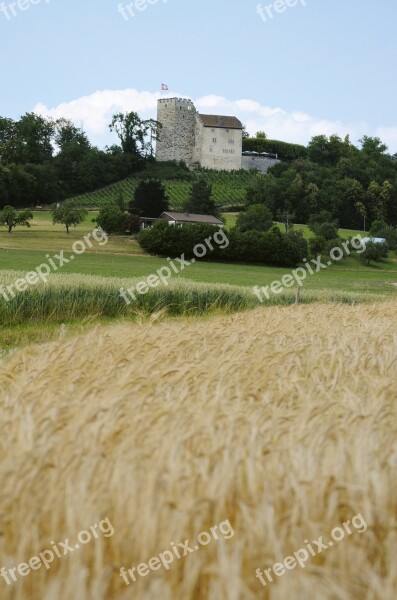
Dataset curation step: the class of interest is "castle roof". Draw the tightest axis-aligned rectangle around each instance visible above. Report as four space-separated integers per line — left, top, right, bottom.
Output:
199 114 243 130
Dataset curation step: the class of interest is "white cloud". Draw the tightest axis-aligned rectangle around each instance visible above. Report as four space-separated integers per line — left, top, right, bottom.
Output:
33 88 397 153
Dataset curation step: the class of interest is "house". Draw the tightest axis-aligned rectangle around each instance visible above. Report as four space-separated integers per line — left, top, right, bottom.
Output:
160 212 224 227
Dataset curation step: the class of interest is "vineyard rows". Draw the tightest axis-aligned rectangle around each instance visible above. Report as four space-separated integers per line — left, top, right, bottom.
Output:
69 171 254 210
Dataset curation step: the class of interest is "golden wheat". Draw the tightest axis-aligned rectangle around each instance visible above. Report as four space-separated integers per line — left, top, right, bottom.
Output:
0 302 396 599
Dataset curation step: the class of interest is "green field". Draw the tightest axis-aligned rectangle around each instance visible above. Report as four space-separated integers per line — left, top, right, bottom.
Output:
0 212 395 294
1 211 396 352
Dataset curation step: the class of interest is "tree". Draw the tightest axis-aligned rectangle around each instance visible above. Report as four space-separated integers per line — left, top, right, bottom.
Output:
0 205 33 233
359 241 388 265
360 136 388 158
236 204 273 233
52 201 87 234
141 119 163 157
184 178 218 216
256 131 267 139
276 205 295 233
246 173 278 212
124 213 140 234
369 220 397 250
355 201 368 232
308 211 339 240
54 118 91 152
96 202 126 234
109 112 146 156
129 179 169 218
1 113 55 165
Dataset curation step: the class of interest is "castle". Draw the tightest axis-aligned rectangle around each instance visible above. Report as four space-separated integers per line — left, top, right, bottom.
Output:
156 98 280 173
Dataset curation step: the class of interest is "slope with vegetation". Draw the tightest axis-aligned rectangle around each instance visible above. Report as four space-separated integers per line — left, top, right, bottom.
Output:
68 164 254 210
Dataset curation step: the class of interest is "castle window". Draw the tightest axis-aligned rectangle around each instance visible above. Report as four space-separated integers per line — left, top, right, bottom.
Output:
229 139 234 144
226 129 229 133
212 138 217 143
209 147 213 152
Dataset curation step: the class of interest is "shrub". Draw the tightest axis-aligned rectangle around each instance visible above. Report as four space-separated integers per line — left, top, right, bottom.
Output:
123 213 140 234
369 220 397 251
138 221 308 267
359 241 389 264
96 203 126 234
309 236 327 255
235 204 273 233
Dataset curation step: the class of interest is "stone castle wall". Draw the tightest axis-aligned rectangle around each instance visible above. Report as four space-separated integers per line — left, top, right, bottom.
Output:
241 155 280 173
156 98 196 164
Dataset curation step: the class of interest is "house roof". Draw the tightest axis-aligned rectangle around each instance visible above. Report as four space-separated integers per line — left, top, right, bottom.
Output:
198 114 243 130
161 212 224 225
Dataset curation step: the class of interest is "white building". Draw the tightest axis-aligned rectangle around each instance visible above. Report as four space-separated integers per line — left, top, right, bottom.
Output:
156 98 280 173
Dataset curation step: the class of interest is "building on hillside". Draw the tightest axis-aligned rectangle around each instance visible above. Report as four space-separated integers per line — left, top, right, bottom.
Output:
161 212 224 227
156 98 280 173
139 212 223 230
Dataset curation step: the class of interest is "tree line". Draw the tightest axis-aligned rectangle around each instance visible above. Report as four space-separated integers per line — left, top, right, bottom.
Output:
0 112 162 209
244 134 397 230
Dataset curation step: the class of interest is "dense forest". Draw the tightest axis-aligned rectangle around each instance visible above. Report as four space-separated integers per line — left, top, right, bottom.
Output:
244 134 397 229
0 112 158 208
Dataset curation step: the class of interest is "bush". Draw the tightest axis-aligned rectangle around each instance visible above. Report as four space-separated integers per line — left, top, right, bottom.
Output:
309 236 327 255
369 220 397 251
123 213 140 234
236 204 273 233
138 221 308 267
96 203 126 234
308 212 339 240
242 137 307 161
359 241 389 264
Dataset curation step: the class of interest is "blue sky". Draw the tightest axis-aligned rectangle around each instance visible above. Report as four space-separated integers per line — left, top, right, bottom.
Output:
1 0 396 150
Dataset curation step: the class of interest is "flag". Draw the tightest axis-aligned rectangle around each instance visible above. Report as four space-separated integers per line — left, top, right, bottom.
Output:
161 83 169 91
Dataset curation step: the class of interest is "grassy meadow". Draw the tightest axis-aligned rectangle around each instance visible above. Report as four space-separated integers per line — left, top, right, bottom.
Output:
0 302 396 599
0 211 396 351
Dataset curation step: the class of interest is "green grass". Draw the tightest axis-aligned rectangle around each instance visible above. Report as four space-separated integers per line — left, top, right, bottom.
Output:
1 211 396 295
1 247 397 296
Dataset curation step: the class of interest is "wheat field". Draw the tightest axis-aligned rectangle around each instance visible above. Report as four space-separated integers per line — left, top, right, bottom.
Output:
0 302 396 599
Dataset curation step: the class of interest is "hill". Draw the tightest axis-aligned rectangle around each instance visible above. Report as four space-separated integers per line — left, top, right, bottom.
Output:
68 162 254 210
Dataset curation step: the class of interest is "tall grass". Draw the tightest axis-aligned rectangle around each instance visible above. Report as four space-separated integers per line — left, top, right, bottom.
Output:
0 270 387 326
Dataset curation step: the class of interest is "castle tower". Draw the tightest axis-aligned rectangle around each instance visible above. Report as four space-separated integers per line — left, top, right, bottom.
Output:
156 98 196 165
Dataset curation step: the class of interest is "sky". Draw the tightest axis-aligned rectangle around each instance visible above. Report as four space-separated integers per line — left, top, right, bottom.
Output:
1 0 396 151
